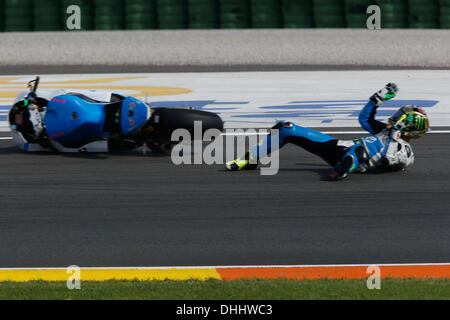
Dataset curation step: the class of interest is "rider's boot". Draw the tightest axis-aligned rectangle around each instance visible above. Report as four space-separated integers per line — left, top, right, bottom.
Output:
225 151 258 171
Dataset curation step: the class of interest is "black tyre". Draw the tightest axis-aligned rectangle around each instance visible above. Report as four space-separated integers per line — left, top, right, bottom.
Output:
145 107 223 138
142 107 223 151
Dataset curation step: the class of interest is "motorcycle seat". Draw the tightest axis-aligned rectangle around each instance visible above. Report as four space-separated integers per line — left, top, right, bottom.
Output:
66 92 105 104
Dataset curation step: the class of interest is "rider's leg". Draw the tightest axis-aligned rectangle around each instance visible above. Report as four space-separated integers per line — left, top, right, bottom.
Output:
226 122 348 170
330 144 368 180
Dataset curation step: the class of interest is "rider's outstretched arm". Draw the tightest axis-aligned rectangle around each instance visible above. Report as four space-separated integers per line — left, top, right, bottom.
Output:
359 83 398 134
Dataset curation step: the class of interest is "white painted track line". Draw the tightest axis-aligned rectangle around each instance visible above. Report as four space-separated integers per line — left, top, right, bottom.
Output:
1 262 450 270
1 130 449 142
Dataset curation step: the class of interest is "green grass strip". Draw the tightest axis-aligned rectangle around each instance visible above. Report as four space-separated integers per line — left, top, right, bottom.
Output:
0 278 449 300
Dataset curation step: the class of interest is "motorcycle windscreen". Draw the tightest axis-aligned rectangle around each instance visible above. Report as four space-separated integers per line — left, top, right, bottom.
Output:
120 97 149 134
45 95 107 146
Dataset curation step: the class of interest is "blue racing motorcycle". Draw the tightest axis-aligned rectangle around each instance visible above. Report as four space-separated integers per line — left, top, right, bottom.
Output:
9 77 223 153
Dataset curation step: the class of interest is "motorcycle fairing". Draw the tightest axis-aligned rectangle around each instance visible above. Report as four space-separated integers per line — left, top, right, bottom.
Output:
45 94 107 146
119 97 149 134
45 95 149 146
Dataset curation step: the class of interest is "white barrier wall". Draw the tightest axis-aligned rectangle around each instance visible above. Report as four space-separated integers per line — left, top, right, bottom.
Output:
0 29 449 67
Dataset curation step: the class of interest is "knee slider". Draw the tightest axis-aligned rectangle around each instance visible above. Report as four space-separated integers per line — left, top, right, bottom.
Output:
354 145 369 169
334 154 355 176
335 145 365 175
355 145 366 160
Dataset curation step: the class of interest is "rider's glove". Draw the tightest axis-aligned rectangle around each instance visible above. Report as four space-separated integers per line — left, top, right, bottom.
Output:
370 82 399 106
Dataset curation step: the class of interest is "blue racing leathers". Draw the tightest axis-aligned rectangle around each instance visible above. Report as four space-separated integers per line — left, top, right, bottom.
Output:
246 100 415 177
344 100 415 173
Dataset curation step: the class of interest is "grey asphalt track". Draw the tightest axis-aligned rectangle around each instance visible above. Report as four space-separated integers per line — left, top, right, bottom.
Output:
0 133 449 268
